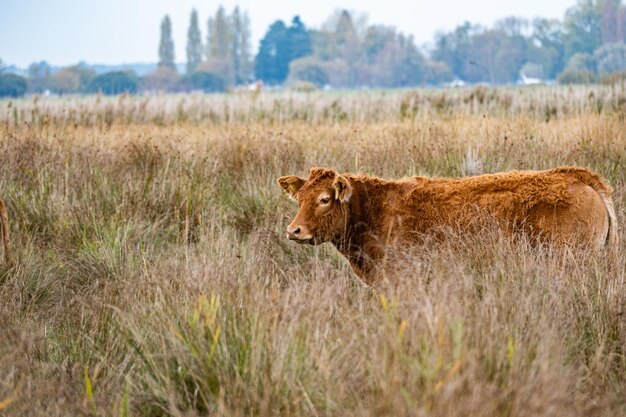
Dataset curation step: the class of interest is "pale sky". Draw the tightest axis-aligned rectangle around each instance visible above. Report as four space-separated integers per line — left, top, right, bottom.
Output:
0 0 576 67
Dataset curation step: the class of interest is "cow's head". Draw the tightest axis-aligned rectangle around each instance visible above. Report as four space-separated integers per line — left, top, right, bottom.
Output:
277 167 352 245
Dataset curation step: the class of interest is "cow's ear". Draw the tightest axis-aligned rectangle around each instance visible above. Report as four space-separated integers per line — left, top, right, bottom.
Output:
333 175 352 203
277 176 306 201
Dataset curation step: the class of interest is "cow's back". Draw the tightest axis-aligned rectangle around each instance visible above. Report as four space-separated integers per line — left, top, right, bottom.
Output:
398 167 614 248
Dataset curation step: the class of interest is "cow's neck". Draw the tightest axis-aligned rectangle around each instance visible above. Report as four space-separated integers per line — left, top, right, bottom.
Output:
332 176 394 280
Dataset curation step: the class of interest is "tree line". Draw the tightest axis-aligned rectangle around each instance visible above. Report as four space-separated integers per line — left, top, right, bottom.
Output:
155 7 452 89
0 60 140 98
160 0 626 88
1 0 626 97
433 0 626 84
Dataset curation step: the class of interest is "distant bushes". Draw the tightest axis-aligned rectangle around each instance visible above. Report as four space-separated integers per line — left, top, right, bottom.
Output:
594 43 626 76
140 69 225 93
287 57 329 87
89 71 138 95
0 68 229 97
557 69 598 85
0 73 28 97
599 71 626 85
181 71 226 92
556 44 626 85
50 65 96 94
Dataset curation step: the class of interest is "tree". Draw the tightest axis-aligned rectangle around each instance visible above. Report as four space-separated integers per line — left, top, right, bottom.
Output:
310 30 336 60
432 22 476 80
159 15 176 69
369 33 426 87
363 25 396 64
288 57 328 86
601 0 619 44
238 11 253 83
51 69 81 94
565 52 596 71
335 10 357 47
50 65 95 94
312 10 365 86
255 20 290 84
467 24 530 84
304 10 437 87
423 60 454 84
313 10 366 64
231 7 243 84
205 6 252 85
557 68 597 83
186 9 203 73
182 71 226 92
334 10 362 84
0 74 27 97
206 8 230 83
558 51 597 83
495 16 530 37
528 18 565 79
142 67 179 92
433 21 530 83
28 61 51 93
563 0 603 59
594 42 626 74
619 7 626 42
207 6 231 59
288 16 312 61
90 71 138 95
73 64 97 89
231 7 253 84
321 59 351 86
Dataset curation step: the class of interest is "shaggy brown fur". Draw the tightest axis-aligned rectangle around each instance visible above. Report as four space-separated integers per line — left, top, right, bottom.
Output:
0 197 13 266
278 167 617 284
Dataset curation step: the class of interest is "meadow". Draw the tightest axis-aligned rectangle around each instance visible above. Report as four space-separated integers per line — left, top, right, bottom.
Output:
0 84 625 416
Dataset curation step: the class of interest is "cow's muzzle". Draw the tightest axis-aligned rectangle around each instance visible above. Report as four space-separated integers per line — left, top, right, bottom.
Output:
287 225 313 243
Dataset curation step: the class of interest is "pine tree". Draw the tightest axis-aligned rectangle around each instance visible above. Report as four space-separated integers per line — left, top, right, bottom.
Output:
288 16 312 61
159 15 175 69
255 21 290 84
186 9 203 73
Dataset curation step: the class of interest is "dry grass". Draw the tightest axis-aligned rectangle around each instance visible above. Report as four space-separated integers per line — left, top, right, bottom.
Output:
0 86 625 416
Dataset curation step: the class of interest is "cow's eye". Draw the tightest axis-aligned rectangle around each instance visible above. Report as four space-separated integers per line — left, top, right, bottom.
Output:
320 197 331 205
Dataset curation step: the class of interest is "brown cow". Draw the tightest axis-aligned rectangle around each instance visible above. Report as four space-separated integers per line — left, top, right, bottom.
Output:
278 167 617 283
0 197 12 266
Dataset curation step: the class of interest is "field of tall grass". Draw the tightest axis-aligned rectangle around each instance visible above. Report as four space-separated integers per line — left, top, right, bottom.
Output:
0 85 625 416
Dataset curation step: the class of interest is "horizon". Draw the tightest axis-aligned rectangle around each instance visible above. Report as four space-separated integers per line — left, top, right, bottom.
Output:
1 0 576 68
